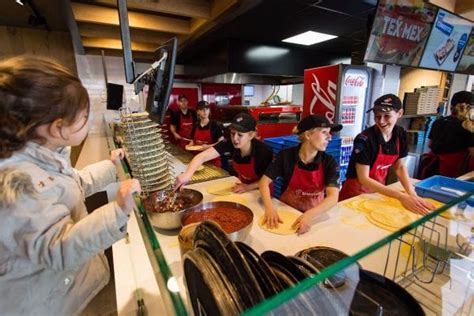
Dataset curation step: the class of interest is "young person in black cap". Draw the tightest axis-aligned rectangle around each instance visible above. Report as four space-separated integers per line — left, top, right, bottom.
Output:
175 112 273 193
259 114 342 235
423 91 474 178
170 94 197 149
339 94 435 215
186 100 225 166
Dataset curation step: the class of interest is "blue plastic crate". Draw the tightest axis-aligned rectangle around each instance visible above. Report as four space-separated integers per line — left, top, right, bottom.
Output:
415 176 474 206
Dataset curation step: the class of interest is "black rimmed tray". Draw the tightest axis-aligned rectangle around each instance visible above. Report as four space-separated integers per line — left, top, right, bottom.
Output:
193 221 265 309
350 270 424 316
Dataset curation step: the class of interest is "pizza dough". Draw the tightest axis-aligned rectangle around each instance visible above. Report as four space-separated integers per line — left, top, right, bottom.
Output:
185 145 204 151
367 208 416 232
212 194 248 205
259 209 300 235
206 183 235 195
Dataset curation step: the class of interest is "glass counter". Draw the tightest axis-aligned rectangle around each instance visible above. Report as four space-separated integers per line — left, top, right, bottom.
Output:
104 113 474 315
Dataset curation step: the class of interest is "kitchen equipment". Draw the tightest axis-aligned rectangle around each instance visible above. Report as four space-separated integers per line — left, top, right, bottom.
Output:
178 223 198 257
414 175 474 206
182 201 253 241
145 188 203 230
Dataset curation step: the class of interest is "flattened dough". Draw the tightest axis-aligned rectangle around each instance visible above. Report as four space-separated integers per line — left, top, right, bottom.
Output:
207 183 235 195
367 208 415 232
259 209 299 235
185 145 204 151
212 194 248 205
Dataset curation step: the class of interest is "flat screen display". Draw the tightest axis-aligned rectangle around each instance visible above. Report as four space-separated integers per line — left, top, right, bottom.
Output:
419 9 472 72
364 0 473 74
364 0 437 67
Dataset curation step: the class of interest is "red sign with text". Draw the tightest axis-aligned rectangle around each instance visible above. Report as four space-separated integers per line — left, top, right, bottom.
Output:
303 64 339 123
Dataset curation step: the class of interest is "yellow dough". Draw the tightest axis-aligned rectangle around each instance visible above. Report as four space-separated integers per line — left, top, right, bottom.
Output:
367 208 416 232
206 183 235 195
259 209 300 235
212 194 248 205
185 145 204 151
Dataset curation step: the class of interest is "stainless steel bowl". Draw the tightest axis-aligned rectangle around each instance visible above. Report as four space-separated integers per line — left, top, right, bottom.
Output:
147 188 203 230
181 201 254 241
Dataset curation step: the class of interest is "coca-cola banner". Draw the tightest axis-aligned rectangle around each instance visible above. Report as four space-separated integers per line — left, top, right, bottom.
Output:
364 0 437 67
303 64 339 123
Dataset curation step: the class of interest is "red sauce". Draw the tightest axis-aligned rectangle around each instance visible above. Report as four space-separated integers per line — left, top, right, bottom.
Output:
182 207 252 233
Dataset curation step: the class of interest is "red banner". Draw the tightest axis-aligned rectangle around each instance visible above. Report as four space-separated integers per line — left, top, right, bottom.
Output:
303 64 339 123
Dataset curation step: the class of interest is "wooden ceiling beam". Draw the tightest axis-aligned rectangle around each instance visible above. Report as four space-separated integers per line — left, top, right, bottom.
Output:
75 0 211 19
71 2 190 34
78 22 173 44
81 36 157 52
85 47 154 62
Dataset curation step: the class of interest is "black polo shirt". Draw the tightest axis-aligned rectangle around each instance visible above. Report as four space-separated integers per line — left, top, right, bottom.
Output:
170 109 197 131
191 120 224 143
428 116 474 154
214 138 273 178
345 125 408 179
265 145 340 193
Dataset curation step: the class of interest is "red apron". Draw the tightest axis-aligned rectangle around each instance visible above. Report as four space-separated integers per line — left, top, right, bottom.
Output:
178 112 194 149
438 151 469 178
280 164 325 212
194 126 221 167
339 140 399 201
233 157 258 184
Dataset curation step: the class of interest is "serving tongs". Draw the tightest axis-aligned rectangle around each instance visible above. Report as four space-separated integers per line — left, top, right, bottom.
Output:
155 184 179 210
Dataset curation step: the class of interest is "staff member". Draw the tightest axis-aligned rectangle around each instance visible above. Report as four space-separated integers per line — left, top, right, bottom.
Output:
170 94 197 148
187 100 225 166
339 94 435 215
425 91 474 178
175 112 273 193
260 115 341 234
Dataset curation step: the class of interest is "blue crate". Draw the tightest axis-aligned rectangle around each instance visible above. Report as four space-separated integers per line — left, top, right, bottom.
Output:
415 176 474 206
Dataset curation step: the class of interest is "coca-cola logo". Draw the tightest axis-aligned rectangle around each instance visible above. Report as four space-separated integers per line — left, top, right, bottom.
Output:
310 73 337 123
344 75 366 87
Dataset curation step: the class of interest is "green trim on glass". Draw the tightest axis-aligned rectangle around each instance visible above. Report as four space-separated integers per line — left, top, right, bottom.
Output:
133 194 188 316
243 191 474 315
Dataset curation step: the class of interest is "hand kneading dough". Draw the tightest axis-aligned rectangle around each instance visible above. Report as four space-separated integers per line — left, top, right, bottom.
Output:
207 183 234 195
259 209 300 235
212 194 248 205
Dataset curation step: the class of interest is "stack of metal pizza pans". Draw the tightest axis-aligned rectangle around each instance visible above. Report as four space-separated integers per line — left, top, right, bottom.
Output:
119 109 172 195
183 222 424 315
183 222 344 315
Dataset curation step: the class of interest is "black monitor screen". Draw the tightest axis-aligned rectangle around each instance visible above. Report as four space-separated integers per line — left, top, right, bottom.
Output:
146 37 178 124
106 83 124 110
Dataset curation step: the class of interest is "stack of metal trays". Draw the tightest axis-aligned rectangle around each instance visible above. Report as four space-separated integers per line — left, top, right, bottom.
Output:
119 110 172 195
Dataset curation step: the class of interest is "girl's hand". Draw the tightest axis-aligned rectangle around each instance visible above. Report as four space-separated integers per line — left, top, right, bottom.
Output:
232 182 249 194
262 209 282 229
175 172 192 190
292 214 312 235
116 179 141 215
110 148 124 164
400 194 436 215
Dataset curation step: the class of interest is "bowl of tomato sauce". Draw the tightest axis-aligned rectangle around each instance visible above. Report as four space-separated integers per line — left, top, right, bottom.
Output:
181 201 254 241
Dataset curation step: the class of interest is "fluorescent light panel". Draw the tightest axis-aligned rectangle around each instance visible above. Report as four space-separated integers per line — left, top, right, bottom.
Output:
282 31 337 46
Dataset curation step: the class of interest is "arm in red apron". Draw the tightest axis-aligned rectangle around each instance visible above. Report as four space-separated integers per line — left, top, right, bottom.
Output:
174 147 220 188
292 186 339 235
393 159 436 214
259 175 282 229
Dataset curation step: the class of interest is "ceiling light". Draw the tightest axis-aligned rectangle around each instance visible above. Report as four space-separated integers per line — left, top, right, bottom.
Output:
16 0 25 5
246 46 289 60
282 31 337 46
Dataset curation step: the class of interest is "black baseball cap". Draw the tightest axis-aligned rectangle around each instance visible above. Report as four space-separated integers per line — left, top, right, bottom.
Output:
178 94 188 101
229 112 256 132
451 91 473 106
366 94 402 113
196 100 210 110
296 115 342 134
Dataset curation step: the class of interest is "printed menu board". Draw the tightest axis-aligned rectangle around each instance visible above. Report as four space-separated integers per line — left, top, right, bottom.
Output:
364 0 437 67
419 9 472 72
456 31 474 74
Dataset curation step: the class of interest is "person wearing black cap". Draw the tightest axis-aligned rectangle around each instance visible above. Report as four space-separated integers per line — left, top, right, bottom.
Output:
339 94 435 215
175 112 273 193
170 95 197 149
422 91 474 178
259 114 342 235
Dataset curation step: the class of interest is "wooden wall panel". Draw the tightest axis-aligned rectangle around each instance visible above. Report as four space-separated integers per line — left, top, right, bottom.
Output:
0 26 77 75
